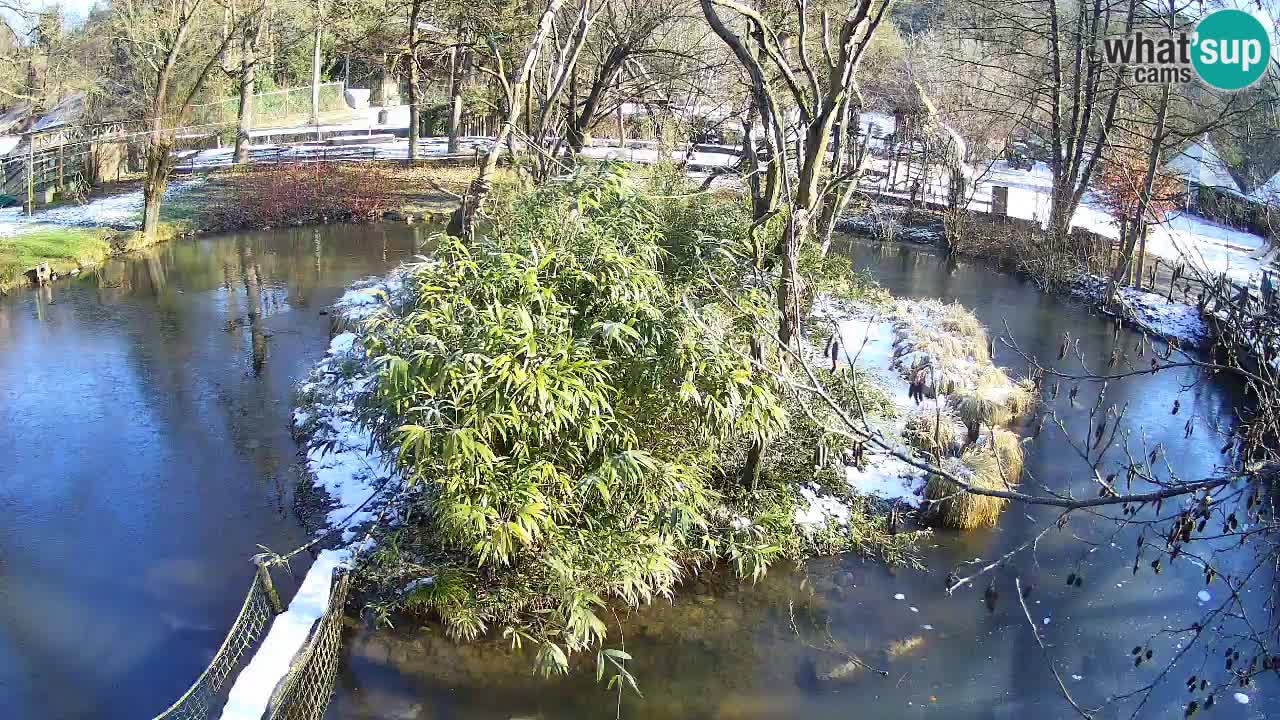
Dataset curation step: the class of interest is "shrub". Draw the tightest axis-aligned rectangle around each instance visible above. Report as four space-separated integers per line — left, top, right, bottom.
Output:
202 163 396 230
903 408 963 456
923 450 1014 530
360 167 801 672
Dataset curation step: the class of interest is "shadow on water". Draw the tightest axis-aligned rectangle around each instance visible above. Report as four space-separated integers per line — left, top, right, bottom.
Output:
327 235 1275 719
0 223 434 720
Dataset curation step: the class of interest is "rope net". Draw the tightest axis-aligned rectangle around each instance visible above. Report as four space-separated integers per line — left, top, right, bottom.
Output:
152 573 278 720
265 570 352 720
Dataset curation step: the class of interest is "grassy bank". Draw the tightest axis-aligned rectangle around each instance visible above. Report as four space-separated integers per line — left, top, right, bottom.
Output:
0 222 190 293
0 161 475 294
0 228 110 290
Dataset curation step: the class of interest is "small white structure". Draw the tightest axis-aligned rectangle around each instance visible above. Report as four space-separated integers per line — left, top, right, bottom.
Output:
1248 169 1280 207
1167 135 1243 196
344 88 371 109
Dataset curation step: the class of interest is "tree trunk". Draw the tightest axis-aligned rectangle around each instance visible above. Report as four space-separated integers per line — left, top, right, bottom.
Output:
447 47 466 154
449 0 567 239
777 210 807 348
234 13 265 164
142 136 171 239
566 51 624 161
310 0 323 132
407 0 422 160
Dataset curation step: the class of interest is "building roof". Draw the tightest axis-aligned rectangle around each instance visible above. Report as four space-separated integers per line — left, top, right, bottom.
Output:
1167 135 1243 195
1249 169 1280 206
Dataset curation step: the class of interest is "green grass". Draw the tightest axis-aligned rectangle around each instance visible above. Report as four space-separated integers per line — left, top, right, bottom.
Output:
0 221 190 293
0 228 110 291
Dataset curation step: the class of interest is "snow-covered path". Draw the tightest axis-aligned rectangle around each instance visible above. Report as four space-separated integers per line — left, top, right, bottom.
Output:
0 178 205 236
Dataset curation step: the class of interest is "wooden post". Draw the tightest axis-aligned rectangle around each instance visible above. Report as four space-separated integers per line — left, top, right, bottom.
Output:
253 555 284 614
991 185 1010 216
26 141 34 216
58 143 64 191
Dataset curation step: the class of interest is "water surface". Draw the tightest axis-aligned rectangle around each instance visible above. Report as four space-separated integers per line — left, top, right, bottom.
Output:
0 224 429 719
328 235 1274 719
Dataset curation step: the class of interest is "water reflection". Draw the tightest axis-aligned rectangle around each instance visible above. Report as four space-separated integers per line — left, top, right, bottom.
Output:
0 223 433 720
328 235 1275 720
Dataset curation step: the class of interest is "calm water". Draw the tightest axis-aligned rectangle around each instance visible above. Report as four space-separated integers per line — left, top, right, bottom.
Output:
328 237 1275 719
0 224 430 719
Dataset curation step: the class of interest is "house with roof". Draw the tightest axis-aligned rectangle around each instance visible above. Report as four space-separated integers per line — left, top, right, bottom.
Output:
1167 135 1244 198
1250 169 1280 207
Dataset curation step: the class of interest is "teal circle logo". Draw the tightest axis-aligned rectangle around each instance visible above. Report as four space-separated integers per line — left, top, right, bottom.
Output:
1192 9 1272 91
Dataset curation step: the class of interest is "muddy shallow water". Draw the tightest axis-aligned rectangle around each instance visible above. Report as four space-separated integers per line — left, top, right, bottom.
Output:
327 236 1275 719
0 224 431 720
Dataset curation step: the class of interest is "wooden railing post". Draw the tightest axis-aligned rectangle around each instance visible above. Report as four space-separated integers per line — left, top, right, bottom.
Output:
253 554 285 614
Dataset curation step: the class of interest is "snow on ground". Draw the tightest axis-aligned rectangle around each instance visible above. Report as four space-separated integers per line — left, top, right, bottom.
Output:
175 135 496 171
578 144 740 168
794 301 980 525
293 273 412 541
217 548 349 720
992 161 1268 286
1146 212 1269 286
1074 275 1210 349
0 178 206 236
218 271 417 720
859 152 1273 288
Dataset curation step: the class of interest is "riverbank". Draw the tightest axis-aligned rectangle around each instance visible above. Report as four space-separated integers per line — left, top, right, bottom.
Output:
0 162 473 294
836 205 1219 351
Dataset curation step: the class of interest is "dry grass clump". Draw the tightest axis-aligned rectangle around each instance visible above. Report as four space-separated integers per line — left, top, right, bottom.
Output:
923 451 1016 530
973 427 1025 483
935 302 986 347
948 369 1036 440
903 409 963 456
889 299 996 401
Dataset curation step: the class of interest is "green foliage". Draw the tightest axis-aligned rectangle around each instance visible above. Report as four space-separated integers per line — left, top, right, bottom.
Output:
361 167 792 662
0 228 109 291
358 166 918 674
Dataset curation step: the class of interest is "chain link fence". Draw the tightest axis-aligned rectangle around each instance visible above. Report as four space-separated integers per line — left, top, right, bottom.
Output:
189 83 352 132
151 572 279 720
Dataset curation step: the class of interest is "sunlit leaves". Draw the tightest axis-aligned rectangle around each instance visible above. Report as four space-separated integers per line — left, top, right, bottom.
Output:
364 167 794 673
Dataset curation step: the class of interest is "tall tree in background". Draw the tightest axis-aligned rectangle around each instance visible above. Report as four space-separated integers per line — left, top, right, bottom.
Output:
113 0 247 238
701 0 892 347
450 0 569 237
235 0 270 163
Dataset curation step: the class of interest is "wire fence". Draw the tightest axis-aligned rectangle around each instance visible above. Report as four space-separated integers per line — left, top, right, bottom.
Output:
189 83 352 132
147 562 351 720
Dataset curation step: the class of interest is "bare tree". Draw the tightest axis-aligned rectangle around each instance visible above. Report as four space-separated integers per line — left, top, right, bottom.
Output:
449 0 572 238
234 0 269 163
113 0 249 238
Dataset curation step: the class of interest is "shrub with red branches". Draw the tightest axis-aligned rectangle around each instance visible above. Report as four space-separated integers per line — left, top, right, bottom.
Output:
203 162 397 230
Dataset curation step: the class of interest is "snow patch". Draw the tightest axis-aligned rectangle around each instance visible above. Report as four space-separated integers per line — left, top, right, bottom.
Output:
0 178 205 236
218 549 348 720
1073 276 1210 349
